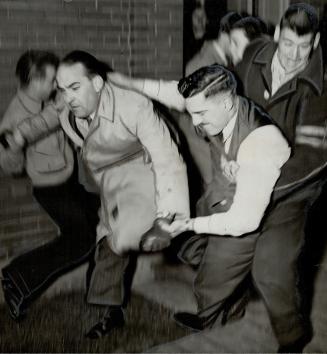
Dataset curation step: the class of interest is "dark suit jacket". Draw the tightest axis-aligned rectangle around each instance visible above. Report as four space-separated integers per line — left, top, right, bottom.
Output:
235 38 326 187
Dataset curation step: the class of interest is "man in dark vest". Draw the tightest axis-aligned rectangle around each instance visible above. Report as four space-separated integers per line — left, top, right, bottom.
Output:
108 64 293 350
108 5 326 351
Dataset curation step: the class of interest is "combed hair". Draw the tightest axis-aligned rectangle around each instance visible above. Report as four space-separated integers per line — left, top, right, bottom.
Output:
178 64 237 99
280 3 319 36
219 11 242 34
232 16 267 40
61 50 113 81
16 50 59 88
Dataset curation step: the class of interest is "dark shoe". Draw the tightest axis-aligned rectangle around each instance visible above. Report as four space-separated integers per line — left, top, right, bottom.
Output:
173 312 204 331
1 278 27 321
139 218 172 252
85 307 125 339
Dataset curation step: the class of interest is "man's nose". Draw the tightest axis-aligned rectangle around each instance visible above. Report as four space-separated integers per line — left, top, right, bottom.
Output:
63 92 73 104
192 115 202 126
289 45 300 60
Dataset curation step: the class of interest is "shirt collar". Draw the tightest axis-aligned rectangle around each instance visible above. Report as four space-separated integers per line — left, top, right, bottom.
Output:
95 83 115 122
17 89 42 114
222 106 238 143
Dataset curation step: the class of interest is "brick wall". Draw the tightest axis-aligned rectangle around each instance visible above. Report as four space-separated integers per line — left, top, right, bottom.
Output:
0 0 183 262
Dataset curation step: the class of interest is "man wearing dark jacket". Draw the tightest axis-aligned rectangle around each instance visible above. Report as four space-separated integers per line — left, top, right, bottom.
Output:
233 3 327 351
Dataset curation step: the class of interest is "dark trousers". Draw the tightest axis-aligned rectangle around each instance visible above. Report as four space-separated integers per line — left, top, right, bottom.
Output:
87 237 130 307
2 172 100 301
181 180 323 347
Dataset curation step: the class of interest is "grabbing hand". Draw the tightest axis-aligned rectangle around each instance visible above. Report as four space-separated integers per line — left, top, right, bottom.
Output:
164 217 195 237
139 217 172 252
0 130 24 152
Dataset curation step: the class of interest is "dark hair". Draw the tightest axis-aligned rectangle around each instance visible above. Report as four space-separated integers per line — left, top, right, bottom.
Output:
15 50 59 88
231 16 267 40
178 64 237 99
280 3 319 36
61 50 113 81
219 11 242 34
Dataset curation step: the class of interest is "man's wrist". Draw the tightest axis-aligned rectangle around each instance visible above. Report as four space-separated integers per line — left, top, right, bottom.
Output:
185 218 195 231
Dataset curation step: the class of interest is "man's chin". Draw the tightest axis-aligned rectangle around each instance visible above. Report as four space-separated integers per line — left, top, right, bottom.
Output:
283 60 304 72
71 108 84 117
204 129 220 137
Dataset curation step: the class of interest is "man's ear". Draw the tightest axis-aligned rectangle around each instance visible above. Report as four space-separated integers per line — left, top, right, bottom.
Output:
92 75 104 93
273 25 280 43
313 32 320 50
223 96 233 112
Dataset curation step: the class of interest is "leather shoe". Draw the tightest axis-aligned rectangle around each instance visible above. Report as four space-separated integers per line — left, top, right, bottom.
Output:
139 218 172 252
1 278 27 321
85 306 125 339
173 312 204 331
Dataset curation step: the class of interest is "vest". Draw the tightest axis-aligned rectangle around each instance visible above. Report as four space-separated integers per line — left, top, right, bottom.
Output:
197 97 273 217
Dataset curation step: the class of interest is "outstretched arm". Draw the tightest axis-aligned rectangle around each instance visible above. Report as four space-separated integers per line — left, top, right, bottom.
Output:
108 72 186 112
165 125 290 237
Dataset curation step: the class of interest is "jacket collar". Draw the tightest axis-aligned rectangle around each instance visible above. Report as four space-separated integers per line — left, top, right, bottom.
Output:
253 40 323 96
95 83 115 122
17 89 42 114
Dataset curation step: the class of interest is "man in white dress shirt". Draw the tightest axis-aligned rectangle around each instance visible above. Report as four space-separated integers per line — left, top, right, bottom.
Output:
109 64 291 349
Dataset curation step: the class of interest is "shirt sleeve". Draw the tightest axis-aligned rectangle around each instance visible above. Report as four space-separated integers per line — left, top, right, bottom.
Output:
193 125 291 236
143 79 186 112
15 103 61 144
123 93 190 219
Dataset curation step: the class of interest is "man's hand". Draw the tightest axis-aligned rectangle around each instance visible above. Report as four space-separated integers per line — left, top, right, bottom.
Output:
52 91 66 113
139 217 173 252
0 143 25 175
164 218 195 237
0 131 24 152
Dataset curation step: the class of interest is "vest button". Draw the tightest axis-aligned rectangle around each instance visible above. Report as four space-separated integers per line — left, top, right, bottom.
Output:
264 90 270 100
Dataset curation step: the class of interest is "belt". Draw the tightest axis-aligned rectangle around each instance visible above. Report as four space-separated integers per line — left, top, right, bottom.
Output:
92 149 149 173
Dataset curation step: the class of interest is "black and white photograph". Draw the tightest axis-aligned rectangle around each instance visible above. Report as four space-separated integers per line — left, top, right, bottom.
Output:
0 0 327 352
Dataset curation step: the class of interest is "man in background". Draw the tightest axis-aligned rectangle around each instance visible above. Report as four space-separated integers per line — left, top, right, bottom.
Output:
186 12 267 75
0 50 99 321
186 12 242 75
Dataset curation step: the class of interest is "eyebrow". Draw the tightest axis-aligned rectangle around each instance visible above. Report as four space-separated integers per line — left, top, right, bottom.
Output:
191 109 207 114
56 81 80 90
282 37 311 45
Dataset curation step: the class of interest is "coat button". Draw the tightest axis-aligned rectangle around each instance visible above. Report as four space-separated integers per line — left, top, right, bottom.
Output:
264 90 270 100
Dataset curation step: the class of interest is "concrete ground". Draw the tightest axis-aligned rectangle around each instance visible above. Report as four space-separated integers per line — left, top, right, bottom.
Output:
2 246 326 353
